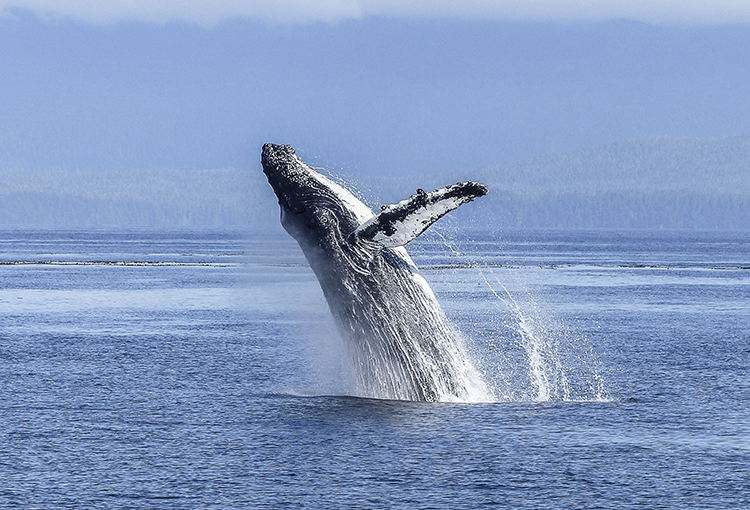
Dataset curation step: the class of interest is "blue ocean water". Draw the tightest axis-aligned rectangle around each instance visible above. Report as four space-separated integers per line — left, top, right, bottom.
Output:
1 228 748 509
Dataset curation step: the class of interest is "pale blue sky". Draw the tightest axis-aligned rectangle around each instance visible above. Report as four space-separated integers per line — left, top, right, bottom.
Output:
1 3 749 177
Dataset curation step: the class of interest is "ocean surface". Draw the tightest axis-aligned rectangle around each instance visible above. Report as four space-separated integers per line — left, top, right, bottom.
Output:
1 227 748 509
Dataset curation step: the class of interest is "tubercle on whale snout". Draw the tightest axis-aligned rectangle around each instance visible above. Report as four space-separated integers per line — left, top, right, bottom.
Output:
260 143 305 187
261 143 297 166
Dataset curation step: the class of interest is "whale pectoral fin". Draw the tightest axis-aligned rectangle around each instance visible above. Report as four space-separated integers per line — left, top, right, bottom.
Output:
351 181 488 247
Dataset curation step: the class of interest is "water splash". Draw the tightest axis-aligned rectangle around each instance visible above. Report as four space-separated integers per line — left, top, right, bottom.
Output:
427 229 609 403
290 220 607 404
481 273 590 401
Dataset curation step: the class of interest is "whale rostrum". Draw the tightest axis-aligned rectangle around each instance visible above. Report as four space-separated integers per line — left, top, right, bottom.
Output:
261 143 490 402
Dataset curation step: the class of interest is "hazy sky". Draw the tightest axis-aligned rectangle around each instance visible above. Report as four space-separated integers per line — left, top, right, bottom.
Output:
1 3 749 177
3 1 750 25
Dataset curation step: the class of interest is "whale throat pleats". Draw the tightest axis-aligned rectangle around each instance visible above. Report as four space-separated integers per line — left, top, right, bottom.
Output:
351 181 488 248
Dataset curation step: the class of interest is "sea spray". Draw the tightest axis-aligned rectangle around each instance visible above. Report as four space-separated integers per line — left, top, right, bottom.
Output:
424 228 609 402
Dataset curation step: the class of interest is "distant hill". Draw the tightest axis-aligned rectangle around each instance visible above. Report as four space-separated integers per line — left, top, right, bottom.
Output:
479 136 750 197
0 168 278 227
482 136 750 229
1 136 749 229
361 136 750 230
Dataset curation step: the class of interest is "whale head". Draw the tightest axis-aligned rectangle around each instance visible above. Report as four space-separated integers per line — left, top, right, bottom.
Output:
261 143 373 249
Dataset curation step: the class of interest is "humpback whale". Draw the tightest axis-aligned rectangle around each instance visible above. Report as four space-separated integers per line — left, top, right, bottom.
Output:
262 143 489 402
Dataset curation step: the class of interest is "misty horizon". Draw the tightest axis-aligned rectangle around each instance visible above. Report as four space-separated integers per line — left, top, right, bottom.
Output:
2 135 749 230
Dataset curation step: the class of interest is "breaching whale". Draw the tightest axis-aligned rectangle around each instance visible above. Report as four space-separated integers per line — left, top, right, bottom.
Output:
262 143 489 402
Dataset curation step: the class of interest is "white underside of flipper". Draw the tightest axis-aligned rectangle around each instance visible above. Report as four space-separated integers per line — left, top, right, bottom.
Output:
353 182 488 248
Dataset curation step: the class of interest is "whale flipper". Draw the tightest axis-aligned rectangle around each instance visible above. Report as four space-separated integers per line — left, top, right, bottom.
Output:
352 181 488 248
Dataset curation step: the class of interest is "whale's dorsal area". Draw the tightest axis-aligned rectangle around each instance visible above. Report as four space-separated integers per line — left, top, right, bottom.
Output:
352 182 488 247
